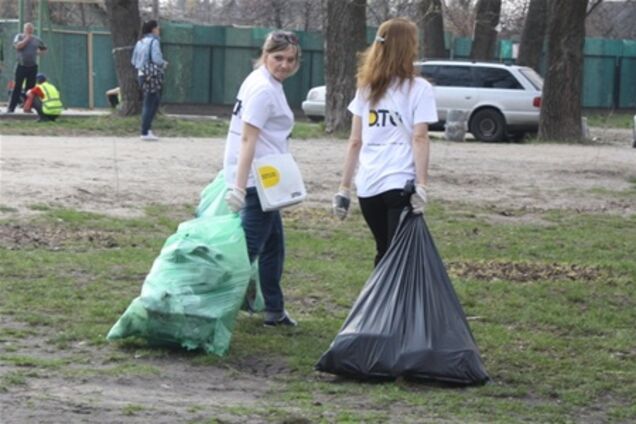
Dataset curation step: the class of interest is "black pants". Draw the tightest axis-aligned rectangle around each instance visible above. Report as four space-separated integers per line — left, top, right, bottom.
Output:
358 189 411 266
32 97 58 122
8 64 37 112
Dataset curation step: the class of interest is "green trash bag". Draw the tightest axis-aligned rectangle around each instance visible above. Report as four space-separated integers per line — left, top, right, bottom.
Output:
196 172 232 218
196 172 265 313
107 214 251 355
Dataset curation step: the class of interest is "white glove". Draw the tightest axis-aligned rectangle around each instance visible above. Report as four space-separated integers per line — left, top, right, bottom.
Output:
410 184 428 214
225 186 246 212
332 187 351 220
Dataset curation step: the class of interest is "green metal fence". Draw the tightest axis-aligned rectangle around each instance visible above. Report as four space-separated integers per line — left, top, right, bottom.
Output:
0 20 634 110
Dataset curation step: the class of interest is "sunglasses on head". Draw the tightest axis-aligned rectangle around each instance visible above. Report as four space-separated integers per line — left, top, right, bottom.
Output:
270 31 299 45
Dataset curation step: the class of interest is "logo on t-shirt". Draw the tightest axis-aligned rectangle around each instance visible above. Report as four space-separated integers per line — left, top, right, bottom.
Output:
232 98 243 116
369 109 401 128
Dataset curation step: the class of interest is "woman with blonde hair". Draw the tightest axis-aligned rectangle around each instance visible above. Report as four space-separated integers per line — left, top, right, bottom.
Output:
223 30 301 327
333 17 438 266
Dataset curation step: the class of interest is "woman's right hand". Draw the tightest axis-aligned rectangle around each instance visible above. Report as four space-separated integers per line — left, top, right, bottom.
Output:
410 184 428 214
332 187 351 220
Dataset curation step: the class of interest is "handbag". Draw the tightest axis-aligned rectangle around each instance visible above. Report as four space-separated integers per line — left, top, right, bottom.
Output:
251 153 307 212
141 39 164 93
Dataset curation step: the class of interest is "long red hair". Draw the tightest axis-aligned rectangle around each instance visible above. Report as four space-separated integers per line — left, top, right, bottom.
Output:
356 17 419 106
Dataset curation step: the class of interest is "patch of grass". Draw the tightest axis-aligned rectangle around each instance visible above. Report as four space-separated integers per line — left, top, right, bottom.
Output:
187 404 205 413
122 404 145 416
293 121 331 139
0 326 37 340
0 354 67 368
0 113 227 137
100 363 162 377
0 371 29 389
27 204 52 211
0 204 634 422
0 205 18 213
586 112 634 129
588 186 636 199
0 114 331 139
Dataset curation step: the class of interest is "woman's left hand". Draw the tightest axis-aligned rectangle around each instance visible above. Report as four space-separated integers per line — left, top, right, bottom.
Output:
225 186 246 212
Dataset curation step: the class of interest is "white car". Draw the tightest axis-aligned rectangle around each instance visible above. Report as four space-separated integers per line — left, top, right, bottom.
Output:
301 86 326 122
301 60 543 142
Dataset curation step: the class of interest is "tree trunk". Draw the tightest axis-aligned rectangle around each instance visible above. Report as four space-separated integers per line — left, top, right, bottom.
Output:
470 0 501 61
104 0 142 116
202 0 211 23
324 0 366 133
538 0 589 142
272 0 284 28
24 0 33 23
418 0 447 59
152 0 159 19
517 0 547 71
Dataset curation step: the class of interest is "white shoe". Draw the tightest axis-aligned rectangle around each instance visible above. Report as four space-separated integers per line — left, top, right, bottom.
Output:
140 131 158 141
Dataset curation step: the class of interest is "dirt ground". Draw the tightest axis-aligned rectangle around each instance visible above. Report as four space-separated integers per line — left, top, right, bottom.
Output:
0 129 635 423
1 128 635 219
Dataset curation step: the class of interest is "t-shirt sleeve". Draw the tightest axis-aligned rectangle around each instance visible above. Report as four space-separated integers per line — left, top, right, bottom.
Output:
412 79 438 124
241 87 273 130
347 89 364 117
37 37 47 50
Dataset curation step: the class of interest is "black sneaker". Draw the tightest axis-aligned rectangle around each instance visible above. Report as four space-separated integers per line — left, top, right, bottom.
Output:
263 312 297 327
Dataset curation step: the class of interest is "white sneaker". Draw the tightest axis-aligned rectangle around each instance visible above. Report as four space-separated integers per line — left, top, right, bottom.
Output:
140 131 159 141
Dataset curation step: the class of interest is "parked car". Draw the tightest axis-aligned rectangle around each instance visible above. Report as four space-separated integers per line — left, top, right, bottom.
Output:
301 86 326 122
300 60 543 142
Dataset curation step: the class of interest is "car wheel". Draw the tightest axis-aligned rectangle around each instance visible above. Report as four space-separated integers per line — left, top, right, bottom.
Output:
307 115 324 123
469 108 506 142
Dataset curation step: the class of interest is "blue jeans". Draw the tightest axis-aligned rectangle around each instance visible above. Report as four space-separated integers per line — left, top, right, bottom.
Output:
139 76 161 135
240 188 285 315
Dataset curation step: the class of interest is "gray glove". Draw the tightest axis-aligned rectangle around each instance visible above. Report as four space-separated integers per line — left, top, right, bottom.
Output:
410 184 428 214
225 186 246 212
332 187 351 220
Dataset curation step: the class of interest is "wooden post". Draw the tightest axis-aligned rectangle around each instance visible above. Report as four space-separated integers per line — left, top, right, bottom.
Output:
19 0 25 31
37 0 46 37
88 31 94 109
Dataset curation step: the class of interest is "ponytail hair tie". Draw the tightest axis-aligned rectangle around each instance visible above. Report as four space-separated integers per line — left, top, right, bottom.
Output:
375 35 385 44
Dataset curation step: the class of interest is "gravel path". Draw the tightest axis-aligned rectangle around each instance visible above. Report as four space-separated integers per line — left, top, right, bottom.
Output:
1 129 634 218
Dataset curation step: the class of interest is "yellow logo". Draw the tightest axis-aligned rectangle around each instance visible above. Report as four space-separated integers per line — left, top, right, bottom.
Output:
257 165 280 188
369 110 378 126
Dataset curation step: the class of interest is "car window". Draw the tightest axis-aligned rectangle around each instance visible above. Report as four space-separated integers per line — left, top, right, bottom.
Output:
420 65 438 84
434 66 474 87
473 67 523 89
519 68 544 90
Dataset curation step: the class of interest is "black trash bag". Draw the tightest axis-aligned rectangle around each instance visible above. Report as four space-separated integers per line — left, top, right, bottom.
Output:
315 210 489 385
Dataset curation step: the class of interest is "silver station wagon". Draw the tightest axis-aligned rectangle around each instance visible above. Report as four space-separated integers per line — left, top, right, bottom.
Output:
301 60 544 142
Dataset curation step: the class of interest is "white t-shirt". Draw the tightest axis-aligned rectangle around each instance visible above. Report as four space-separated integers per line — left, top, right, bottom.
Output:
348 77 438 198
224 65 294 188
